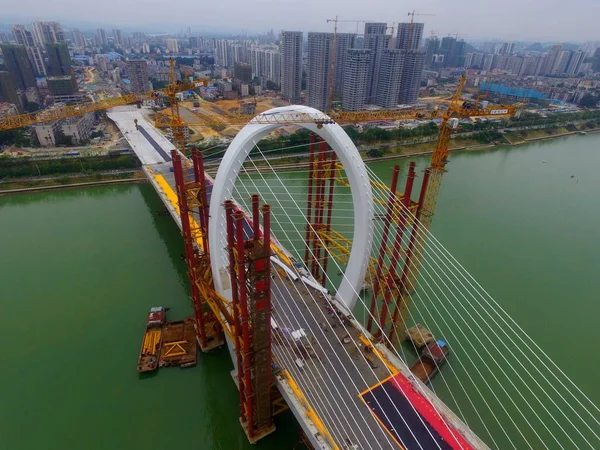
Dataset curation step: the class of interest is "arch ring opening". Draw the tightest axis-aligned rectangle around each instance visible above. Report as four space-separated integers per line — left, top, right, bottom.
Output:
208 105 374 311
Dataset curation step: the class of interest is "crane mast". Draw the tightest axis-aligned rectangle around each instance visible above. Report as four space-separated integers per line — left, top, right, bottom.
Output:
166 58 187 154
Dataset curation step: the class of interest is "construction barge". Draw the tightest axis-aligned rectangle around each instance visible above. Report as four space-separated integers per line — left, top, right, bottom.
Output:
137 306 197 373
405 323 449 384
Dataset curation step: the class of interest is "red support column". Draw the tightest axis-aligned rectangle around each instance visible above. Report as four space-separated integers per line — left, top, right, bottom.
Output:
320 149 337 287
262 203 273 398
304 134 316 265
225 200 245 423
399 168 431 291
367 165 400 333
171 150 207 348
252 194 261 242
389 168 431 342
312 142 327 279
235 210 255 440
378 162 416 333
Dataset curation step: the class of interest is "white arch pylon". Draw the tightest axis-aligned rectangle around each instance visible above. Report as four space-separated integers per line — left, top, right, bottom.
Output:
208 105 374 311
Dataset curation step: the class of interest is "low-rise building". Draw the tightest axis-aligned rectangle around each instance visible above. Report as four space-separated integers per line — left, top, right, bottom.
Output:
33 121 61 146
47 75 77 97
61 112 95 144
0 102 19 117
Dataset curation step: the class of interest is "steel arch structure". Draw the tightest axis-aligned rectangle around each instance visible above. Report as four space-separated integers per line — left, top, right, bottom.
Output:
209 105 374 310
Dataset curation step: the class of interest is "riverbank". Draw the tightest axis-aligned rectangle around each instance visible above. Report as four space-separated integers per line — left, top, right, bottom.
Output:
212 125 600 175
0 171 147 195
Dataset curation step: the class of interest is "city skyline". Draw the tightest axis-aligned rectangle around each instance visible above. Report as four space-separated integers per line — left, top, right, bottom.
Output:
2 0 599 42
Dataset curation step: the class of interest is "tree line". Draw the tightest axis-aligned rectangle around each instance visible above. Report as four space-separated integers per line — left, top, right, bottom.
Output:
0 155 140 180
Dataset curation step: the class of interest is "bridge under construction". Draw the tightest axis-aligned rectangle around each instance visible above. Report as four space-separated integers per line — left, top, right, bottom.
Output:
107 105 600 450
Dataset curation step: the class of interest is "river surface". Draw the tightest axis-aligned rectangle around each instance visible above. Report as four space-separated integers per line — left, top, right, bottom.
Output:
1 133 598 449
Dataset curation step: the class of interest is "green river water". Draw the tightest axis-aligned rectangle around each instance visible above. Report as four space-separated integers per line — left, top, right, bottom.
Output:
1 133 599 449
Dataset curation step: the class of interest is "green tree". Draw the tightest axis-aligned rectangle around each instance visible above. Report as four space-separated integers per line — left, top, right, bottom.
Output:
24 102 41 113
343 126 359 143
579 94 599 108
265 80 280 91
55 131 73 147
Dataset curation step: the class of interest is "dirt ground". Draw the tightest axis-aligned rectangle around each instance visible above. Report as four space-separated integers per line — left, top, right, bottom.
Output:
157 97 282 141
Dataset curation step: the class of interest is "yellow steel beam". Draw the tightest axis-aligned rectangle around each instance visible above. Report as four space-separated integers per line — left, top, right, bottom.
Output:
163 341 189 357
281 369 340 450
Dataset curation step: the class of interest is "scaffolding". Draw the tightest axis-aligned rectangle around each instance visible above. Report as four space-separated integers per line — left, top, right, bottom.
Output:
226 197 276 442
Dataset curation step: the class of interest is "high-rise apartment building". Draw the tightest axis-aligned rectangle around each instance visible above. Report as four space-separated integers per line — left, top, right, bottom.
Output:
398 51 424 104
71 29 86 50
376 49 404 108
31 21 64 46
280 31 302 104
26 46 46 76
0 71 23 111
540 44 562 76
551 50 577 76
518 55 544 76
342 49 370 111
364 23 389 103
307 32 334 111
0 44 36 90
333 33 356 97
12 25 35 47
394 22 425 105
250 47 281 86
483 53 494 71
424 36 440 69
464 52 474 68
499 42 515 55
506 56 524 75
215 39 233 67
113 29 123 47
166 38 179 53
395 23 424 51
46 42 72 76
231 42 251 65
447 40 466 67
96 28 108 47
30 22 46 47
566 50 585 76
125 60 150 93
10 25 47 76
234 62 252 83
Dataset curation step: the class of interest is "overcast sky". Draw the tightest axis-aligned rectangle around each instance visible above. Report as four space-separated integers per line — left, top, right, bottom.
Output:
4 0 599 42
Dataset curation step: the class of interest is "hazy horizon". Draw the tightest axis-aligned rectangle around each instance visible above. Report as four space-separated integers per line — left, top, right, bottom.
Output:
2 0 599 42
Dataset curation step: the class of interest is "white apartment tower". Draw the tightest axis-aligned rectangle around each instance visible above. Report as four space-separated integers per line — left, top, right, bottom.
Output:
342 49 371 111
166 39 179 53
307 32 334 111
280 31 302 104
376 49 404 108
364 23 389 103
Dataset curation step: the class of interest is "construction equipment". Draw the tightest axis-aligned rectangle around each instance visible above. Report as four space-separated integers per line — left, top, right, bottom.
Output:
152 99 518 128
